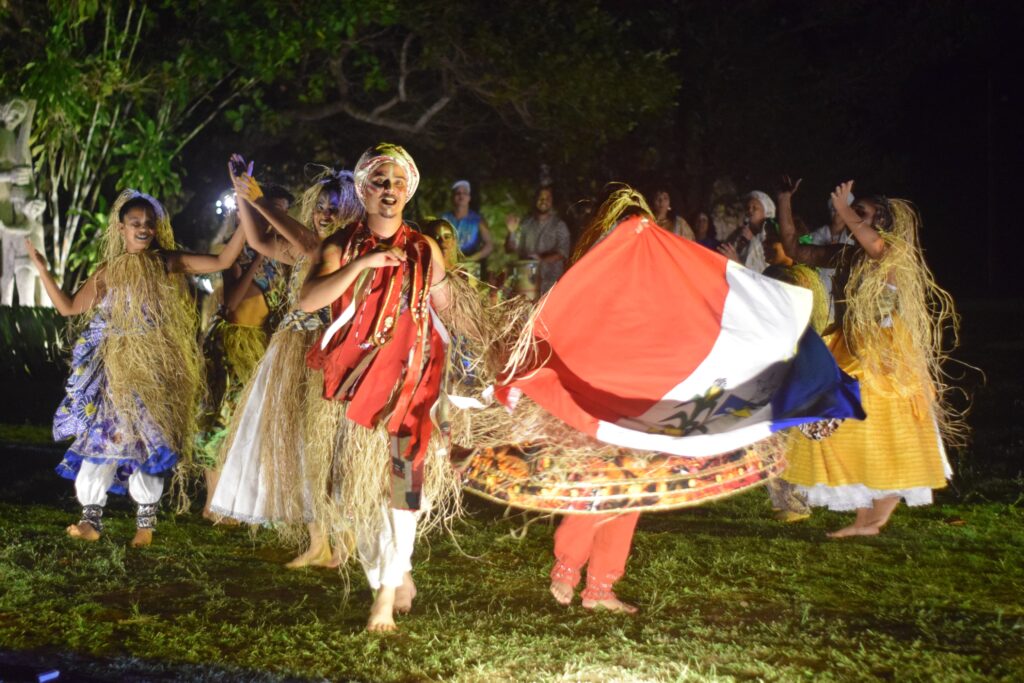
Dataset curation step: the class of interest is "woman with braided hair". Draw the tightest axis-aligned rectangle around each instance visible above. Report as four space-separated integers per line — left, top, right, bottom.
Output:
210 157 364 568
25 189 246 546
777 178 962 537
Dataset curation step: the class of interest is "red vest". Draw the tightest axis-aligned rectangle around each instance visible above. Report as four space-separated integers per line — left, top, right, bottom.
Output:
308 223 445 509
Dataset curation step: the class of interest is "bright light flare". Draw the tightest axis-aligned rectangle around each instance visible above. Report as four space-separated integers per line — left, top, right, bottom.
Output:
215 192 237 215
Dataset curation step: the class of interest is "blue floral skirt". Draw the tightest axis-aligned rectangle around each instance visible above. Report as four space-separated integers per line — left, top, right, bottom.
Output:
53 314 178 495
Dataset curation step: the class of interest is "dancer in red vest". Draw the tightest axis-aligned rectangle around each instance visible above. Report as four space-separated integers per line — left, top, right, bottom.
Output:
301 143 458 632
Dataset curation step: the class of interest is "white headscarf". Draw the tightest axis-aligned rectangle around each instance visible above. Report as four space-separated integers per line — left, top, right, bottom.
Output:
747 190 776 219
353 143 420 205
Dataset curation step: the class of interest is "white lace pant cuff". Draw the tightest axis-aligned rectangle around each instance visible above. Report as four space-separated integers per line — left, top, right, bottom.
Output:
796 483 934 511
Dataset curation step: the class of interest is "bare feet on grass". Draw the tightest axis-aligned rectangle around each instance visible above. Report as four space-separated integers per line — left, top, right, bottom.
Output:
581 594 638 614
203 509 239 525
131 528 153 547
285 542 333 569
66 522 100 541
327 529 356 569
827 497 899 539
287 522 345 569
394 572 417 614
201 469 237 524
550 580 574 606
367 586 397 632
827 523 880 538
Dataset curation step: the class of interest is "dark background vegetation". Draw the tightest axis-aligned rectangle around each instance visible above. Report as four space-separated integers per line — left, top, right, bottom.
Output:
1 4 1022 680
2 0 1022 298
1 0 1021 464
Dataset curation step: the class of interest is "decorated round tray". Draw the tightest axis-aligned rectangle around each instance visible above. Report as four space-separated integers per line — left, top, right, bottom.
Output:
461 439 786 514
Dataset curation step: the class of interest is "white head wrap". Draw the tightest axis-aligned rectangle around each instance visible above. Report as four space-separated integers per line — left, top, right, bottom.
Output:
451 179 471 193
747 190 776 219
353 143 420 205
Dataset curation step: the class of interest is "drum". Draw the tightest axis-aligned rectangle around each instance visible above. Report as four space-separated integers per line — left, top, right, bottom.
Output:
511 259 540 300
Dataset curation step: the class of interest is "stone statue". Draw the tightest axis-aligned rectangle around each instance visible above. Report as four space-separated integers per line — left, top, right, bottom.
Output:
1 197 49 306
0 98 35 225
0 97 48 306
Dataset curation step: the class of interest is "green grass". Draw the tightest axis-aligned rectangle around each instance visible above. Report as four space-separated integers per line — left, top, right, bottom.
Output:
1 467 1022 682
0 422 56 446
1 299 1020 681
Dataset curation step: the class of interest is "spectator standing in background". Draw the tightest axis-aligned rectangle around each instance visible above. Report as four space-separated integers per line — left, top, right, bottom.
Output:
650 188 694 239
441 180 493 264
505 186 571 295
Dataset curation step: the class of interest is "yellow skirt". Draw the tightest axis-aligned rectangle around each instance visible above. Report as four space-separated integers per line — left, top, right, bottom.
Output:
782 330 948 507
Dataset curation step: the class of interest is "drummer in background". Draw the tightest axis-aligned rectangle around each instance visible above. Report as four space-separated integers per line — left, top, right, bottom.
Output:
441 180 494 265
505 186 571 296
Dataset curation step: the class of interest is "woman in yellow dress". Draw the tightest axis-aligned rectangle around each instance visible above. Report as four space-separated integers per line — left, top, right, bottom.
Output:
777 178 961 537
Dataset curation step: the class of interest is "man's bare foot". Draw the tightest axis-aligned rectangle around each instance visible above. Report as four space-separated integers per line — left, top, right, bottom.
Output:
131 528 153 547
285 543 332 569
582 595 638 614
66 522 100 542
827 523 880 538
550 580 574 606
367 586 398 632
394 572 417 614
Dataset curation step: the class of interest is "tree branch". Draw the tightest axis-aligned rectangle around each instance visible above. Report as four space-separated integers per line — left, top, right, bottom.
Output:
339 94 452 134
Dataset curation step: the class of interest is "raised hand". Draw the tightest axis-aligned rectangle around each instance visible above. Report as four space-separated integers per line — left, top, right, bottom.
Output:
228 153 252 180
505 214 521 233
717 242 740 263
24 237 45 267
779 175 802 198
234 172 264 203
831 180 855 214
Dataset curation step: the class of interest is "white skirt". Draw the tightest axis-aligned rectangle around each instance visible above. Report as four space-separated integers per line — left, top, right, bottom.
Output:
210 343 315 524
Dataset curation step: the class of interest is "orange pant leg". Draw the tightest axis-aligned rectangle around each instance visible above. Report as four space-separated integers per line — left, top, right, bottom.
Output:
582 512 640 599
551 513 603 586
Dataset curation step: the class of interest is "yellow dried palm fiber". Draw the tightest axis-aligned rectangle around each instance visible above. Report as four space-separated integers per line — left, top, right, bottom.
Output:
790 264 829 334
771 264 829 334
93 191 203 510
222 324 267 381
842 198 965 446
437 270 509 387
216 170 360 538
570 185 653 265
102 189 177 261
101 251 202 460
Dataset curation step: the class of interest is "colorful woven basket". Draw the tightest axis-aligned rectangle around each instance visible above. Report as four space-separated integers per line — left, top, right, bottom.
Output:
461 438 786 514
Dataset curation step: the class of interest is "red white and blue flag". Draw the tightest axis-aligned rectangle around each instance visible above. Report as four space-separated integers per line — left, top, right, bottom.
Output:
493 215 863 457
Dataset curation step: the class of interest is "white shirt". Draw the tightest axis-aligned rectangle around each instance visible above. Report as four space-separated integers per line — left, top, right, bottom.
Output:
811 224 855 326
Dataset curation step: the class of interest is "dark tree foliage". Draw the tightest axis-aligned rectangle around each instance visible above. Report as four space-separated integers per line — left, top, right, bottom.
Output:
0 0 676 278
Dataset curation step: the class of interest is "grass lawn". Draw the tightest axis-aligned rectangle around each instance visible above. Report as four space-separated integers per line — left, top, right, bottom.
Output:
1 300 1021 682
0 446 1022 682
